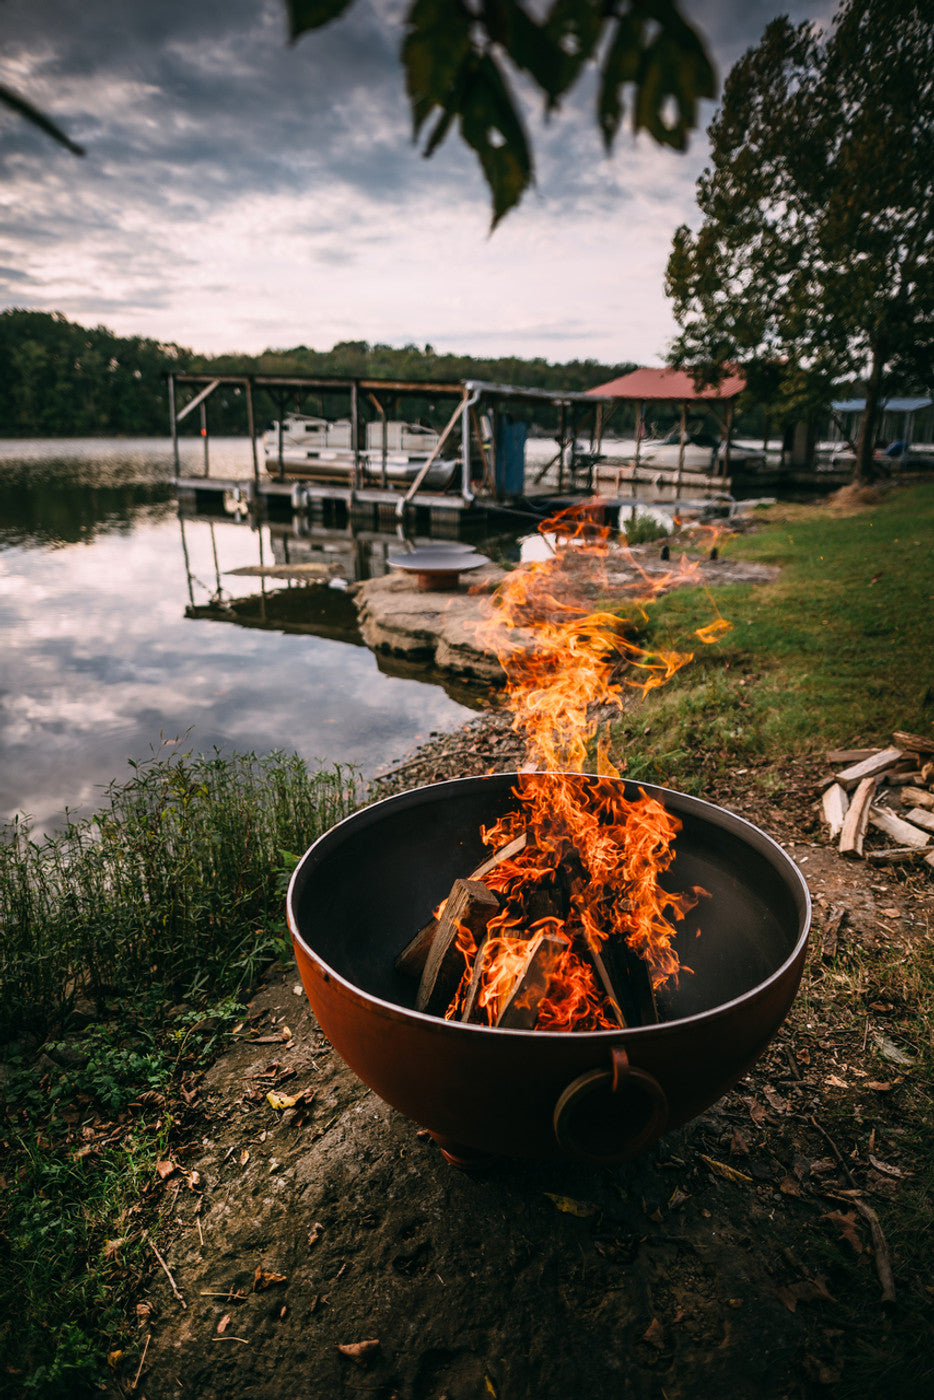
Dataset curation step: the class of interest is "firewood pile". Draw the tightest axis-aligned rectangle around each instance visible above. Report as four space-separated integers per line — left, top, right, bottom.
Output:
821 730 934 870
395 829 670 1032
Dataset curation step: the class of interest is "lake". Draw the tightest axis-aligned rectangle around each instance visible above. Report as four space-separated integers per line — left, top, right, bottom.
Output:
0 438 497 832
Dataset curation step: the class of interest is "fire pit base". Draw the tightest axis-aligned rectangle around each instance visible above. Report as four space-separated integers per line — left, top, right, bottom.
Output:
288 773 811 1164
427 1131 500 1171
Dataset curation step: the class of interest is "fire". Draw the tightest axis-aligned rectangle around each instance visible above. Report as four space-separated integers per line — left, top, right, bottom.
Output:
444 502 728 1030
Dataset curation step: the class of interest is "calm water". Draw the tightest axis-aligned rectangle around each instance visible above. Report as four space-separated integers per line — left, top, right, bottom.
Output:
0 438 485 831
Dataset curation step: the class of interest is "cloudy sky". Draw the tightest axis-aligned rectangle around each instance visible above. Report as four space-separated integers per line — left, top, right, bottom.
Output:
0 1 827 366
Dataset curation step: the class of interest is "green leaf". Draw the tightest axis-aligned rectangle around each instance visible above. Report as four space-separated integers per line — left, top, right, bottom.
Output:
597 13 644 150
403 0 473 134
634 28 716 151
457 52 533 228
285 0 355 41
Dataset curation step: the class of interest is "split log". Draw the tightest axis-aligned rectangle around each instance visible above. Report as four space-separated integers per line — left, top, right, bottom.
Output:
839 776 878 858
394 918 439 978
495 932 565 1030
826 748 877 765
416 880 500 1015
578 935 627 1028
821 906 847 962
892 730 934 756
904 807 934 835
835 748 905 790
866 847 929 865
459 940 493 1024
821 783 850 840
901 786 934 811
468 832 528 881
867 808 931 848
613 940 659 1027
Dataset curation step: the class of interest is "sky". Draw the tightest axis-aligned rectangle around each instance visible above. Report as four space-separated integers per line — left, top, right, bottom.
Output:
0 0 828 368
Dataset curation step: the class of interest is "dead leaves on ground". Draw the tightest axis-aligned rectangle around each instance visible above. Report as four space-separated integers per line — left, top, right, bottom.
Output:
337 1339 380 1364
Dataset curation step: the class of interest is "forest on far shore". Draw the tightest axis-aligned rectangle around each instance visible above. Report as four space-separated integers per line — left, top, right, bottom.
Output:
0 309 637 439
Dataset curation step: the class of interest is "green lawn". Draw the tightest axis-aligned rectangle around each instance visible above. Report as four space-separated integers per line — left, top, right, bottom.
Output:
607 483 934 786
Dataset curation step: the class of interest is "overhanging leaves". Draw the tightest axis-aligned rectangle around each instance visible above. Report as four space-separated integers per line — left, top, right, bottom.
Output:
285 0 355 41
0 83 84 157
457 52 533 229
287 1 717 224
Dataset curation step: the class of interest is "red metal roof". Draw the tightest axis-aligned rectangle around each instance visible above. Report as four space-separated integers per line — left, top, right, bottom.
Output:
588 366 747 401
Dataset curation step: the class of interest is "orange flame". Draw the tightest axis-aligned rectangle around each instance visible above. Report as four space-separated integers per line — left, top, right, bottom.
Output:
449 501 727 1029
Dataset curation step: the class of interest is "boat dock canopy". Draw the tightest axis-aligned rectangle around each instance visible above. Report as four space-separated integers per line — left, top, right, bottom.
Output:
587 366 747 401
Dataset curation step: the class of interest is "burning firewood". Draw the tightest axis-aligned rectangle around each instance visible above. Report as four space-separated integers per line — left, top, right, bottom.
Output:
495 931 566 1029
415 879 500 1016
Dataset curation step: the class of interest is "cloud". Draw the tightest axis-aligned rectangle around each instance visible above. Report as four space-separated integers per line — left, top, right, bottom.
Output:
0 0 830 364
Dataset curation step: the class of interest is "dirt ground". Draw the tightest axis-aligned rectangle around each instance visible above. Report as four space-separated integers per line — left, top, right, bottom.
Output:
127 719 933 1400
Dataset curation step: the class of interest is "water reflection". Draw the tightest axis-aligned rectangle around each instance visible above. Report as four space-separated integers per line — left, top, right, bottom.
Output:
0 439 486 831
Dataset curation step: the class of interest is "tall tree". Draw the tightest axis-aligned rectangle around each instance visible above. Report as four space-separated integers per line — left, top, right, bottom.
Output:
665 0 934 482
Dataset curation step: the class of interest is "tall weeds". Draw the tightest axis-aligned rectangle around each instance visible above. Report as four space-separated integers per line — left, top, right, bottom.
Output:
0 749 357 1042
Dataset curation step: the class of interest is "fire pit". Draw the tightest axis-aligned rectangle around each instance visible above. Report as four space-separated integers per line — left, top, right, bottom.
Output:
288 772 811 1164
387 546 489 591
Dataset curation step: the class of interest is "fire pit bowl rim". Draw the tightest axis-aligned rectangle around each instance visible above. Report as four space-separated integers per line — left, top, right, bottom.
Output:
287 771 812 1041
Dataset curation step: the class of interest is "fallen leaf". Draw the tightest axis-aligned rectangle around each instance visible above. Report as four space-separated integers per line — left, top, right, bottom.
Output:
155 1159 176 1180
667 1187 690 1210
239 1149 250 1167
102 1236 126 1261
745 1098 769 1126
106 1350 123 1369
822 1210 863 1253
252 1265 287 1292
825 1074 850 1089
642 1317 665 1349
337 1339 380 1364
869 1154 911 1179
136 1302 152 1322
729 1128 750 1156
543 1192 598 1218
216 1313 231 1335
266 1091 302 1111
872 1033 916 1066
763 1087 790 1113
485 1378 498 1398
776 1275 837 1312
699 1154 753 1184
865 1081 893 1092
779 1177 802 1197
308 1223 324 1247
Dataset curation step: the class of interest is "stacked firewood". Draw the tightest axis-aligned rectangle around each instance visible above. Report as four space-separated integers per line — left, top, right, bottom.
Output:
394 833 660 1030
821 730 934 870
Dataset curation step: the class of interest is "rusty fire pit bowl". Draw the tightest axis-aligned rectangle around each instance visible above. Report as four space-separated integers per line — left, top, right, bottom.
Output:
288 773 811 1165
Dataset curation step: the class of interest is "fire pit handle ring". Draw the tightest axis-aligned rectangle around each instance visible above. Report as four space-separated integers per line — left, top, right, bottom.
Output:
552 1047 669 1164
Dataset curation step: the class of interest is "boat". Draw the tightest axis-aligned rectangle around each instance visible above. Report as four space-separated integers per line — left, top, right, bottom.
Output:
262 414 458 488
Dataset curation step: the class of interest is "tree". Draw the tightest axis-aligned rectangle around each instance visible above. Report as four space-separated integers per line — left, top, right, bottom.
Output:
664 0 934 482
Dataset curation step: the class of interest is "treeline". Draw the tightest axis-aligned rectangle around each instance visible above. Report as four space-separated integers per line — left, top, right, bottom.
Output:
0 310 634 437
0 310 192 436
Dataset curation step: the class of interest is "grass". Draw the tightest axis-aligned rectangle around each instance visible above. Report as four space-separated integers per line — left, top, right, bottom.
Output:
0 749 358 1397
0 746 357 1043
605 482 934 788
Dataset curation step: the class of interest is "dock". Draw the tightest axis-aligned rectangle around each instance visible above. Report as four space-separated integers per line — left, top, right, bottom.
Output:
169 371 604 527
